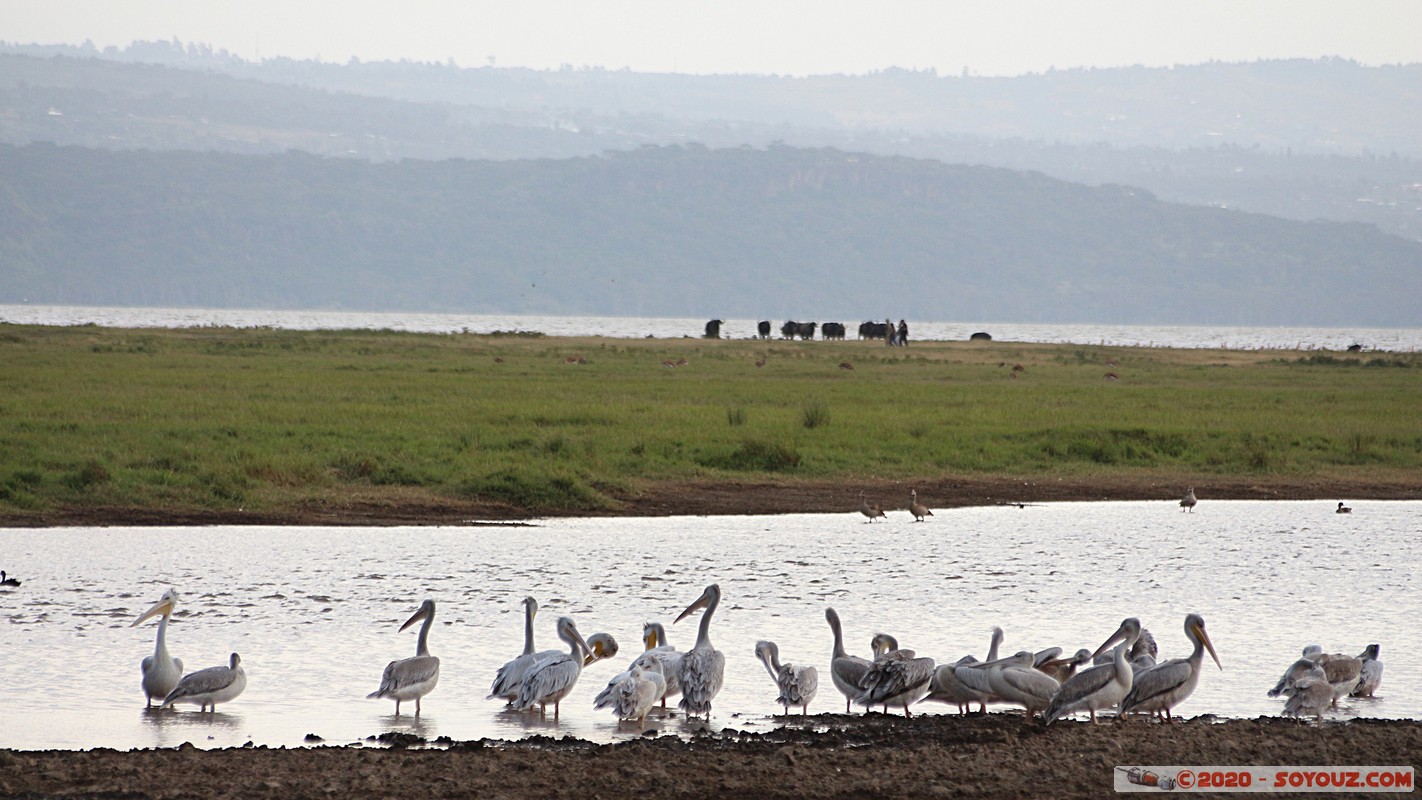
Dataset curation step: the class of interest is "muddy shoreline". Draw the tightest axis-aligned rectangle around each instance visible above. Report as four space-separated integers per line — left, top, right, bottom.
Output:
3 715 1418 799
4 475 1415 528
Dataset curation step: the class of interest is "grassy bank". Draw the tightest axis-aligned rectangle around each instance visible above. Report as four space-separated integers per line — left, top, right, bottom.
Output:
1 323 1419 522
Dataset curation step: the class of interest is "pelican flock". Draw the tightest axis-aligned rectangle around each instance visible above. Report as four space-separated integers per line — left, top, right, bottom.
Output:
132 588 183 709
367 599 441 717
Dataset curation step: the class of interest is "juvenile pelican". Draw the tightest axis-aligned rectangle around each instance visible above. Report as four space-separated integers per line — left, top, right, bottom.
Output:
594 621 682 710
755 640 819 716
0 571 19 587
922 656 991 714
487 596 539 703
976 650 1059 721
367 599 440 717
1038 649 1093 683
1306 651 1362 705
675 584 726 719
1043 617 1141 725
512 616 592 718
605 663 665 726
825 607 872 713
1281 661 1333 721
1180 487 1197 512
859 492 885 522
855 634 934 717
909 490 933 522
132 588 183 709
162 652 246 712
1352 644 1383 697
1120 613 1221 721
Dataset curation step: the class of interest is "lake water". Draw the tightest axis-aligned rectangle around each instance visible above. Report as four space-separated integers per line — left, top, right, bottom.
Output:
2 304 1419 352
1 501 1416 751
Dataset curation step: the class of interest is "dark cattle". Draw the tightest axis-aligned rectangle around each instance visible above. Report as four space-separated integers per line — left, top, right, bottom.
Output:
758 320 772 339
822 322 846 340
969 331 993 341
860 321 889 340
704 319 724 338
795 321 818 340
781 321 799 339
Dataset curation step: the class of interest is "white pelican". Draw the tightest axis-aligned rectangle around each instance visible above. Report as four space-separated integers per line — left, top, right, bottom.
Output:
595 621 683 711
604 663 665 726
1038 649 1093 683
583 632 620 666
1043 617 1141 725
1352 644 1383 697
1281 662 1332 721
162 652 246 712
951 626 1006 712
975 650 1059 721
512 616 592 718
1180 487 1197 512
0 570 19 587
825 607 872 713
367 598 440 717
674 583 726 719
755 640 818 716
487 596 539 703
909 489 933 522
131 588 183 709
1336 501 1351 514
1120 613 1221 721
855 633 934 717
859 492 885 522
922 656 991 714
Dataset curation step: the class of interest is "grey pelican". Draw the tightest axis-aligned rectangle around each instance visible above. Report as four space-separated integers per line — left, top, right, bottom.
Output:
486 596 539 703
367 599 440 717
854 633 934 717
1268 645 1322 697
583 632 620 666
909 490 933 522
825 607 872 713
951 626 1006 712
1352 644 1383 697
0 571 18 587
605 663 665 725
922 656 991 714
512 616 592 718
132 589 183 709
1120 613 1221 721
674 583 726 719
975 650 1059 721
755 640 818 716
859 492 885 522
1336 501 1352 514
1281 661 1332 721
1043 617 1141 725
162 652 246 712
1307 651 1362 705
594 621 682 710
1180 487 1197 512
1038 648 1093 683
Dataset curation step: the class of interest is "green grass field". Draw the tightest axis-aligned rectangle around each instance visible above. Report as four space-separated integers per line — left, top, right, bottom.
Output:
1 323 1418 518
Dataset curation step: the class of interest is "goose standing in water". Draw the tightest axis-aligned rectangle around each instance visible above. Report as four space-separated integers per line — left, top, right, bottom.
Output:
131 589 183 708
1180 487 1197 512
859 492 885 522
367 599 440 717
825 607 872 713
675 584 726 719
755 640 818 716
909 490 934 522
163 652 246 713
1120 613 1221 721
512 616 592 718
487 596 540 703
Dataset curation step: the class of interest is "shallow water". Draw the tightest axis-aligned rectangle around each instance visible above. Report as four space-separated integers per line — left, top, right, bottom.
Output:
1 500 1417 750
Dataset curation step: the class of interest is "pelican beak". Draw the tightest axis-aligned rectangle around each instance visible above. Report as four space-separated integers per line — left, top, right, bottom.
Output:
675 590 711 624
399 604 431 632
131 594 175 627
1194 622 1223 670
573 630 593 664
1091 624 1130 660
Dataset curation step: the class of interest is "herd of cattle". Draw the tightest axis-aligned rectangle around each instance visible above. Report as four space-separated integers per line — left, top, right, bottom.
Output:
702 319 992 342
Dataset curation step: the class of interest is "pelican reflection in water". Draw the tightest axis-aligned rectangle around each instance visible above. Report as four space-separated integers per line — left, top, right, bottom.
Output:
132 588 183 709
367 599 440 717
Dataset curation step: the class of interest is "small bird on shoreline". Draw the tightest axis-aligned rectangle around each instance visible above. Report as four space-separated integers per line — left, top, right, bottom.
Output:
1180 487 1197 513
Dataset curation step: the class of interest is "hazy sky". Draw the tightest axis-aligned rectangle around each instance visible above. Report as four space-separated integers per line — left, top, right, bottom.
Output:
5 0 1419 76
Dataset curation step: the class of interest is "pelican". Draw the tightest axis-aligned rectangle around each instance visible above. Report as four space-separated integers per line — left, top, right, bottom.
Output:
755 640 818 716
909 489 933 522
487 596 539 703
1352 644 1383 697
1180 487 1197 512
1306 651 1362 705
674 583 726 719
583 632 620 666
162 652 246 712
1038 648 1093 683
859 492 885 522
367 598 440 717
1281 662 1332 721
951 626 1006 712
1043 617 1141 725
0 570 19 587
1120 613 1221 721
1268 645 1322 697
825 607 872 713
131 588 183 708
975 650 1060 721
921 656 990 714
607 663 666 725
1336 501 1351 514
594 621 682 710
855 633 934 717
512 616 592 718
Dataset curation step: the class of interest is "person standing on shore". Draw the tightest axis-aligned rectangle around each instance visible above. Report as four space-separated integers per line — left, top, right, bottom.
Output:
886 319 897 346
897 320 909 346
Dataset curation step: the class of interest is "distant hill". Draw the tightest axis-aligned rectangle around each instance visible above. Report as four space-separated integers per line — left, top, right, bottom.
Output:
3 143 1418 326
